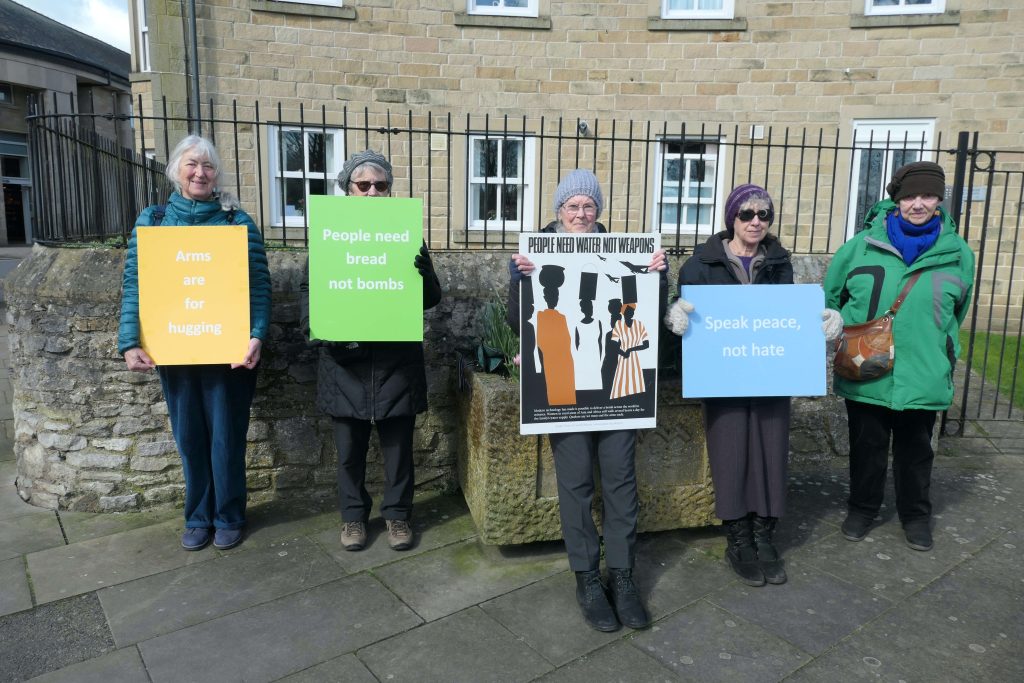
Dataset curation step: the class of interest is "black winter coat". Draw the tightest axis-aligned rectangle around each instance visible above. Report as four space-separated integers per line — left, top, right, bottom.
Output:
676 231 793 405
678 231 793 287
300 250 443 421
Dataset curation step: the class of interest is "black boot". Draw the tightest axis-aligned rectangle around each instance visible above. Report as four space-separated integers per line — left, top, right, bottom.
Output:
607 568 651 629
724 517 766 587
574 570 620 632
752 516 787 585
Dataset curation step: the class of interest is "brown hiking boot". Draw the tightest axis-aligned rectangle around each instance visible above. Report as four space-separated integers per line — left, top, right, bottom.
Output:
385 519 414 551
340 521 367 551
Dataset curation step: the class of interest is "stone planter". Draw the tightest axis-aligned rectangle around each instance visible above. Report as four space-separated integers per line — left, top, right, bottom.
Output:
457 371 716 545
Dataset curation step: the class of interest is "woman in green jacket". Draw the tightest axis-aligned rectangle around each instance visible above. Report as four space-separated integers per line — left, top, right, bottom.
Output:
823 161 974 552
119 135 272 552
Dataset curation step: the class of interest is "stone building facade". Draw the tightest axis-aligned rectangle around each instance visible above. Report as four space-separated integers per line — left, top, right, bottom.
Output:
126 0 1023 329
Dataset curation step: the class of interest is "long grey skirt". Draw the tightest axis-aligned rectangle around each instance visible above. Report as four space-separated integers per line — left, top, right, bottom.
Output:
703 397 791 520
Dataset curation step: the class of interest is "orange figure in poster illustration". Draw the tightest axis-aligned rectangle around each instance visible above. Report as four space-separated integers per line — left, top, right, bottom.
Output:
536 265 576 405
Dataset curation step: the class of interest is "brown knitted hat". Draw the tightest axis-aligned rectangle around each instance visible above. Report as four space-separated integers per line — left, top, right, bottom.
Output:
886 161 945 201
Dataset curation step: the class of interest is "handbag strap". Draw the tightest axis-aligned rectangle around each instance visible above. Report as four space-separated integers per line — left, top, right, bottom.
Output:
889 271 923 316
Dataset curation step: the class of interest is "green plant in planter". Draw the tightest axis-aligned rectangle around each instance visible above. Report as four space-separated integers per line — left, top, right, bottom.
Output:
476 297 520 383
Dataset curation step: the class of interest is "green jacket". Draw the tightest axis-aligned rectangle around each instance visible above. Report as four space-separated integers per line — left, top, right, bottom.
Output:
823 200 974 411
118 191 272 355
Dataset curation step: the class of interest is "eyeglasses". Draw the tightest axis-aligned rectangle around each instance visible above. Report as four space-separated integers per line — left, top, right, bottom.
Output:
351 180 390 193
736 208 773 223
563 203 597 215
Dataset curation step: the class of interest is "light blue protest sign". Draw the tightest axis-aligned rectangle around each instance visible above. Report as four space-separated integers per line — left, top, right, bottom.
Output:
680 284 826 398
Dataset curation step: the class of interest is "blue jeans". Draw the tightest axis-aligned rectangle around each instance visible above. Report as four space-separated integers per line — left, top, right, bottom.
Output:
159 364 258 530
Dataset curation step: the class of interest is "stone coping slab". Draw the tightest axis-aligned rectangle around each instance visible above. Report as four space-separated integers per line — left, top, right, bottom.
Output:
27 646 148 683
137 574 421 683
358 606 554 682
630 600 812 681
26 519 214 604
99 536 346 647
0 555 32 617
372 537 569 622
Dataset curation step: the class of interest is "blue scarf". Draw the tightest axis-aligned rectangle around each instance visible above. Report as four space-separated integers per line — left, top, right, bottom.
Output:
886 210 942 265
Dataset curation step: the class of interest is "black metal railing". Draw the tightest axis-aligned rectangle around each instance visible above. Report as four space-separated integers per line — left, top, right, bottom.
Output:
27 96 972 254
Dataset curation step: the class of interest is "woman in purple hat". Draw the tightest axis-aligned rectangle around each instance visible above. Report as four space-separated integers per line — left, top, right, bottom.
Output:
665 184 794 587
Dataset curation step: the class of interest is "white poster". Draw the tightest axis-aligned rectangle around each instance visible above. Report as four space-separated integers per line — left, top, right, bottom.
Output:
519 233 660 435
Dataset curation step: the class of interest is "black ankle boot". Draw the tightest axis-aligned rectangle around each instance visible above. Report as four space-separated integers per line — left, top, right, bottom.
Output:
607 568 651 629
752 515 787 585
574 570 620 632
724 517 766 587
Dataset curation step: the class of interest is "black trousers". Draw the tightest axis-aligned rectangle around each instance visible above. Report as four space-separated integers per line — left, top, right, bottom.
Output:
845 399 936 524
548 429 638 572
332 415 416 523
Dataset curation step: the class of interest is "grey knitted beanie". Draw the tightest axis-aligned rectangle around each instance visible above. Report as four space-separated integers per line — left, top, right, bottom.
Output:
336 150 394 192
552 169 603 218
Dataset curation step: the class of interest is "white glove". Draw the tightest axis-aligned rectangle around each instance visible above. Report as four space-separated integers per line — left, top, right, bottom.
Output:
822 308 844 342
665 298 695 336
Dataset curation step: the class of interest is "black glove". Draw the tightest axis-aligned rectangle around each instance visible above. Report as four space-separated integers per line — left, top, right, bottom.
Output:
415 244 435 278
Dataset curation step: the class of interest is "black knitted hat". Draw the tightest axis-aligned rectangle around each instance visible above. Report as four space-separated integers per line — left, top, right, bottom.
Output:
886 161 945 201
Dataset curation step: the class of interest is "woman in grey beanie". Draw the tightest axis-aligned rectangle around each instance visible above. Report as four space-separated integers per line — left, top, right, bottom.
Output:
300 150 443 554
508 169 666 633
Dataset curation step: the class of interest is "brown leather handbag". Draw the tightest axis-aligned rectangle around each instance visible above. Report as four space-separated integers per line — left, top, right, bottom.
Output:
833 271 922 381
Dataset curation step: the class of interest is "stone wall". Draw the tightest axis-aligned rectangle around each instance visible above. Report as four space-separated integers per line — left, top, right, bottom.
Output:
6 245 844 512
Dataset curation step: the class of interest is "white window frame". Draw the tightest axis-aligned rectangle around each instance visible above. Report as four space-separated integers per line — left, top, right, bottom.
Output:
661 0 735 20
467 134 537 232
652 136 726 235
268 125 346 228
273 0 344 6
864 0 944 16
467 1 539 19
135 0 150 72
846 119 936 237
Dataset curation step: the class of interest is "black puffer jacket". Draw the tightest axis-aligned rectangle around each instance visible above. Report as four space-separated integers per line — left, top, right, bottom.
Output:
678 231 793 287
300 250 443 421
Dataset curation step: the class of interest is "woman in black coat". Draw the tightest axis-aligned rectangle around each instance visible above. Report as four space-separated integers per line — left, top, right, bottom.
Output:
301 150 442 553
666 183 794 587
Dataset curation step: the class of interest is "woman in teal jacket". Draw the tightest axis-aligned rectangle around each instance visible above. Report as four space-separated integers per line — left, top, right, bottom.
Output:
118 135 272 551
823 161 974 553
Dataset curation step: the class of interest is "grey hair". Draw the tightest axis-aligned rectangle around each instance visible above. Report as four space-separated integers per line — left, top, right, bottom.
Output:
165 135 239 210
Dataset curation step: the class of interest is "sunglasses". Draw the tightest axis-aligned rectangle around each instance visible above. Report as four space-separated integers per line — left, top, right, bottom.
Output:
736 208 773 222
351 180 390 193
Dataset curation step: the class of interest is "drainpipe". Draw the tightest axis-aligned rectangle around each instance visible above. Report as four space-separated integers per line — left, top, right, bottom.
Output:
186 0 201 135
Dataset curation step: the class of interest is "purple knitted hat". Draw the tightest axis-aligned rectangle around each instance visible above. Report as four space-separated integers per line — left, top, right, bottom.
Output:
724 183 774 234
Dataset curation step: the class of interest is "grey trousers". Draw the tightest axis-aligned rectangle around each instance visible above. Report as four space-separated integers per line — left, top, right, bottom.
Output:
548 429 638 572
703 397 791 520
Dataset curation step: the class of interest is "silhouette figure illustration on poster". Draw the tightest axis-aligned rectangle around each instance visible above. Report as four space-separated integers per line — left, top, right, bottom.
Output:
536 264 576 406
573 270 603 392
610 275 650 399
519 274 538 378
601 297 623 394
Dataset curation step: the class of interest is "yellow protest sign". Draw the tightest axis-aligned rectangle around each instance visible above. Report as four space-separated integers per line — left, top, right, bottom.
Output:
137 225 250 365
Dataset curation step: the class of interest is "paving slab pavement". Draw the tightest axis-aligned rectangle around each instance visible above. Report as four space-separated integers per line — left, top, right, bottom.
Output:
0 416 1022 682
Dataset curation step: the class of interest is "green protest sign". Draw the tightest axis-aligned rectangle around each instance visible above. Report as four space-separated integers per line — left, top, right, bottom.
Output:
308 195 424 341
